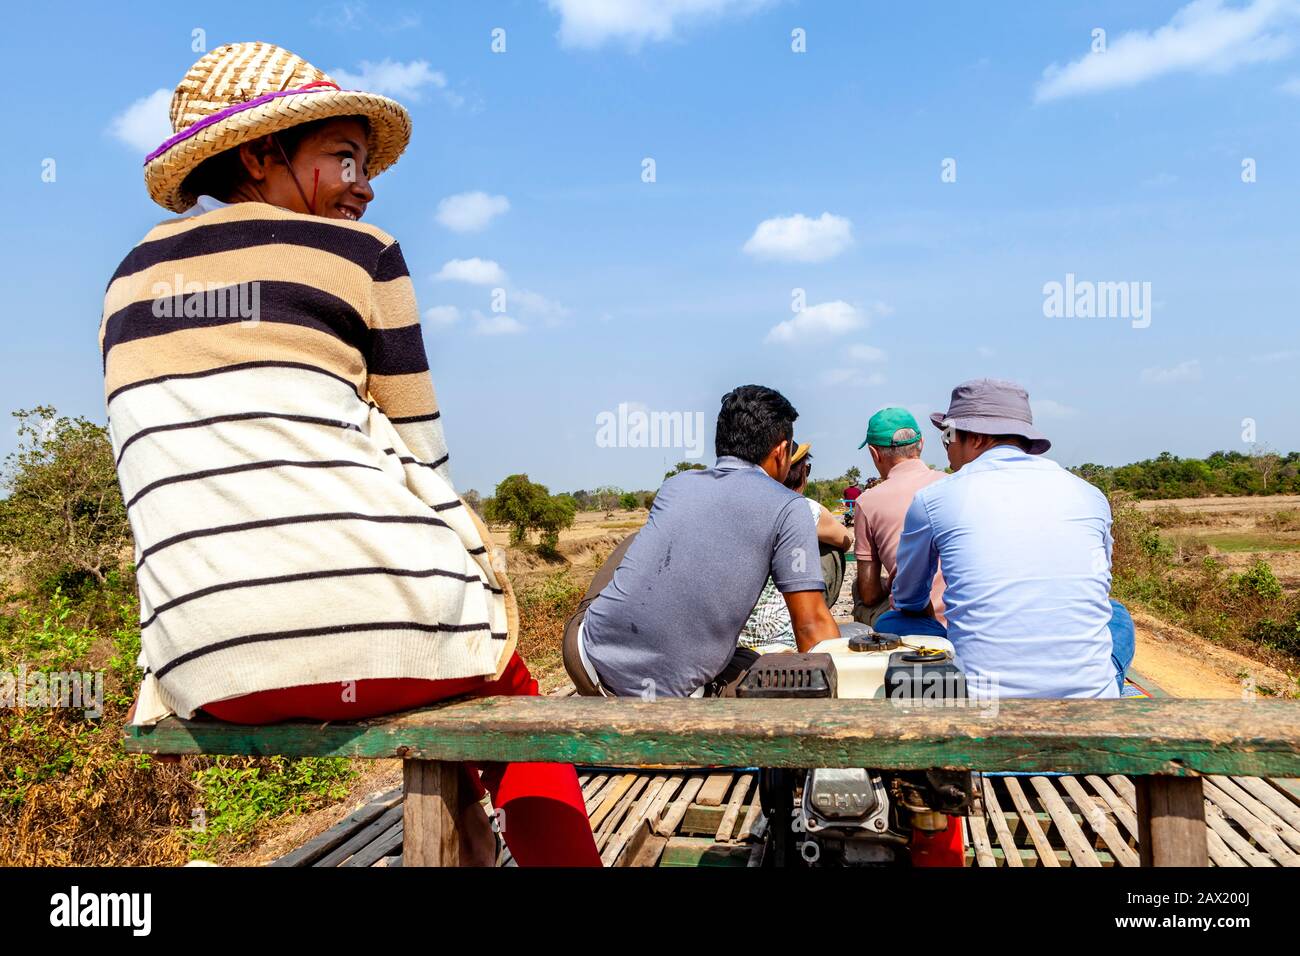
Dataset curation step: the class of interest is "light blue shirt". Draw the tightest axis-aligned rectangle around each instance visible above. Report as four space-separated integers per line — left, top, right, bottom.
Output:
892 444 1118 699
188 194 230 216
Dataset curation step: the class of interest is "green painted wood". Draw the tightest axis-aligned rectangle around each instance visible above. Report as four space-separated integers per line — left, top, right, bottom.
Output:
658 837 753 867
121 697 1300 777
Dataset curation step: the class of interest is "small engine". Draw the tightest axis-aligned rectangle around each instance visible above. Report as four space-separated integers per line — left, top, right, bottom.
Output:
738 627 974 867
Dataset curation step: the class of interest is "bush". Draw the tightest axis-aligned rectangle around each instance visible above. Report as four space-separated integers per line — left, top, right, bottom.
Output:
514 570 586 675
1229 560 1284 602
484 474 576 556
0 407 130 592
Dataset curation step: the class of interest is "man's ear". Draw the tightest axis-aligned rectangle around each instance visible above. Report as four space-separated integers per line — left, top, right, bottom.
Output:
237 136 279 183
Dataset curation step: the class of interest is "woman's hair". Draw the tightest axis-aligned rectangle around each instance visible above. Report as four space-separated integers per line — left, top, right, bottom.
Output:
783 451 812 490
714 385 798 465
181 114 371 202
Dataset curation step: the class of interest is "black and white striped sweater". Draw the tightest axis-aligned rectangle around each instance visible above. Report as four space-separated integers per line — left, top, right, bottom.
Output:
100 201 516 720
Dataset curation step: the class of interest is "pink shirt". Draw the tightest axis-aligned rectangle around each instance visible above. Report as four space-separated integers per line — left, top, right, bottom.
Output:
853 458 947 623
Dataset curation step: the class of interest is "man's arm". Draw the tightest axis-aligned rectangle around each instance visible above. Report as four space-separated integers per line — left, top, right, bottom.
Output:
783 590 840 652
891 493 939 612
771 499 839 651
815 505 853 551
856 555 886 605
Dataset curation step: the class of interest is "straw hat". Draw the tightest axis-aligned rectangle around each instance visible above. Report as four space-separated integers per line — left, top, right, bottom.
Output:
144 41 412 213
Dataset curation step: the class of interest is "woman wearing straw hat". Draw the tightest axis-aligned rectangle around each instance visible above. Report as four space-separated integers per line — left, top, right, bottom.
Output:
104 42 600 866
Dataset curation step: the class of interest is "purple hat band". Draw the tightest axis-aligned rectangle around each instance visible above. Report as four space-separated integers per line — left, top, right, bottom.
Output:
143 81 344 165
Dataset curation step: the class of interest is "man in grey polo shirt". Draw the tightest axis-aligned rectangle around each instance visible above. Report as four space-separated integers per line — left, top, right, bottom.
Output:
563 385 840 698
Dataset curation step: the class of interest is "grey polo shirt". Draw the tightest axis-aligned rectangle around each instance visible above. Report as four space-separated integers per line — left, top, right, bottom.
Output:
581 455 826 697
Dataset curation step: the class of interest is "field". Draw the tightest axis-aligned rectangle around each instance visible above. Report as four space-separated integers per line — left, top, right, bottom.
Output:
1135 494 1300 591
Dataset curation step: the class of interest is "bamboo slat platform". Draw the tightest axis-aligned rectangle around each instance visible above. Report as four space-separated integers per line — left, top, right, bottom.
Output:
270 767 1300 868
270 682 1300 868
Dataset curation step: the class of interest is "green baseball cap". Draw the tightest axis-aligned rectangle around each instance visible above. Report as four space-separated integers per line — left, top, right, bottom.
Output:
857 407 923 450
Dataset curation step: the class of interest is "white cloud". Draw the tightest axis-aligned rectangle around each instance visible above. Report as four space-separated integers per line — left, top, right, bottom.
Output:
1035 0 1299 103
423 305 461 325
330 58 449 101
766 300 888 344
511 288 570 321
1140 359 1202 385
434 258 508 285
845 344 887 363
1034 399 1079 419
820 368 885 388
435 191 510 232
743 212 853 263
547 0 773 49
976 345 997 358
1280 74 1300 93
108 88 172 153
471 310 524 335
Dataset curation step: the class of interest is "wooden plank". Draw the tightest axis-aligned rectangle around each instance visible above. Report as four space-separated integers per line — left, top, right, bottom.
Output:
402 759 459 867
737 787 764 842
614 818 668 867
1212 776 1300 854
342 820 403 868
121 697 1300 779
659 836 753 867
1238 777 1300 829
697 773 734 807
966 807 998 867
1267 777 1300 807
1084 775 1140 843
680 804 726 836
1201 779 1300 865
1205 828 1247 868
315 803 404 868
980 776 1023 867
602 776 667 866
716 774 754 842
643 775 684 829
271 788 402 867
588 773 637 831
1137 776 1208 867
1002 777 1059 867
1060 775 1139 867
1204 803 1274 867
1030 776 1102 867
656 776 705 837
1109 774 1261 868
581 774 609 805
595 776 648 851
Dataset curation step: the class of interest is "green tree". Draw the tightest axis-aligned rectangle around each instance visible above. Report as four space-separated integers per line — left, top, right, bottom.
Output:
664 461 706 480
483 474 576 556
0 407 131 589
619 491 639 510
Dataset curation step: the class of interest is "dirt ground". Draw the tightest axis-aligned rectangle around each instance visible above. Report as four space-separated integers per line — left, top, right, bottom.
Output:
1134 494 1300 514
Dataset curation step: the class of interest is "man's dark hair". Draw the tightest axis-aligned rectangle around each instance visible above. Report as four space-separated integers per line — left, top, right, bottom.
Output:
783 451 811 490
715 385 798 465
181 115 371 202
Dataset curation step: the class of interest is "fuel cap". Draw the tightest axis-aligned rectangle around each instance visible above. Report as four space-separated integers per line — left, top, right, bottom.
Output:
848 631 902 652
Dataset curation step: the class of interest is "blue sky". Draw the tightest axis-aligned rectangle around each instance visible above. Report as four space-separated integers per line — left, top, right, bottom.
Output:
5 0 1300 495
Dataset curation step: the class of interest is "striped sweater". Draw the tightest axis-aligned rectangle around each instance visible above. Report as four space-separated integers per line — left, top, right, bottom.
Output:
101 201 517 721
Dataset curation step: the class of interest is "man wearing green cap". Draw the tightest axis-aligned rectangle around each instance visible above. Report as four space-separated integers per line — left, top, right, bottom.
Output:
852 408 947 635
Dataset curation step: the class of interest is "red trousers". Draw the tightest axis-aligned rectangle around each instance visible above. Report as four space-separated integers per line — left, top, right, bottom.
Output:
201 653 602 867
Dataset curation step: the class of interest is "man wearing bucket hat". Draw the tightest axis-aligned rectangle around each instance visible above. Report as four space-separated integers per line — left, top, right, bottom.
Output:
890 379 1136 699
850 408 947 635
103 42 599 865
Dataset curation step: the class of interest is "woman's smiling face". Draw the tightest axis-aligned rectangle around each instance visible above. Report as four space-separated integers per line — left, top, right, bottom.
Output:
231 116 375 220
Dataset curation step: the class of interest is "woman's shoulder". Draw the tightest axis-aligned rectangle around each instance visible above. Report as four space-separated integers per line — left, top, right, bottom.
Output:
138 201 398 247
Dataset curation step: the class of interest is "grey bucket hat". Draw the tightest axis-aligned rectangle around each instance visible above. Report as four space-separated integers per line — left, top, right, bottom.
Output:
928 378 1051 455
